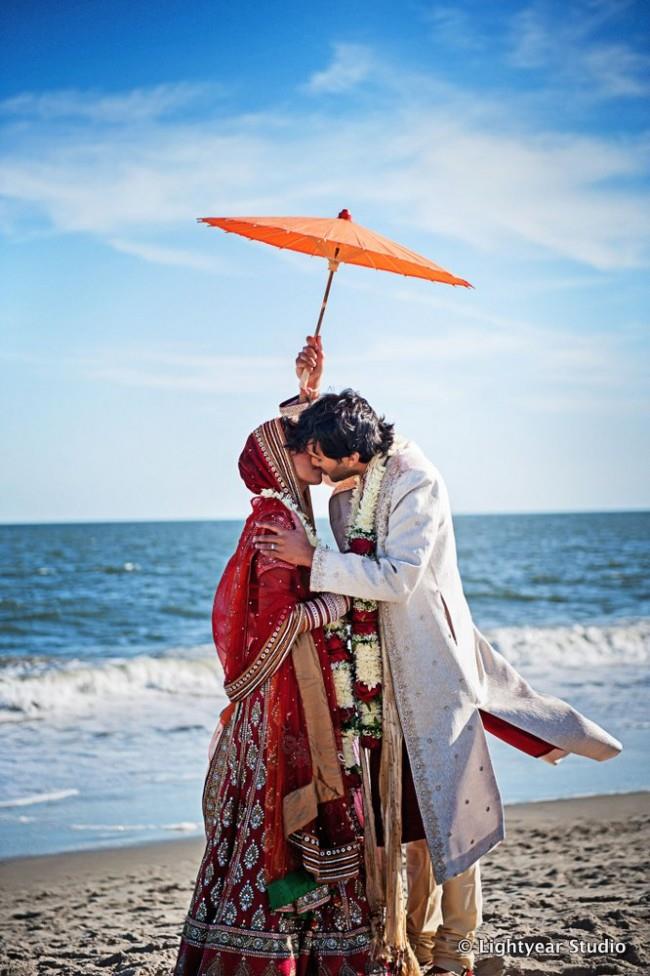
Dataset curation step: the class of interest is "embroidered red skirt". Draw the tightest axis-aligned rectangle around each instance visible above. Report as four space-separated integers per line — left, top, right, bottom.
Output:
173 685 372 976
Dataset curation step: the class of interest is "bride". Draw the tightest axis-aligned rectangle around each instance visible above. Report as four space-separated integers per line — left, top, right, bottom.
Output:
173 417 372 976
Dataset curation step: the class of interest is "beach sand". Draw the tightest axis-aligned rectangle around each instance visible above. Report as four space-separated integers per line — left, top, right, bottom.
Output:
0 792 647 976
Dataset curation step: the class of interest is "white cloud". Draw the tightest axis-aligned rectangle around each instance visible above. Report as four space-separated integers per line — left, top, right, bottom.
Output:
108 238 229 273
582 43 650 97
304 43 375 94
0 82 216 123
508 1 650 99
11 301 642 416
0 64 648 273
427 6 485 50
0 346 288 395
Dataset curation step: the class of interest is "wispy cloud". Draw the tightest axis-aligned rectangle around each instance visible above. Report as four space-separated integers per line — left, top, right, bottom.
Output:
7 304 644 416
303 43 375 94
1 72 648 273
104 350 281 394
0 346 289 395
508 0 650 98
108 238 229 273
581 43 650 97
427 5 486 50
0 82 218 123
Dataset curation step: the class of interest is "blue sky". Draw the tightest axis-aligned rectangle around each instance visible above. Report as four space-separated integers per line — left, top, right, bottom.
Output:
1 0 649 521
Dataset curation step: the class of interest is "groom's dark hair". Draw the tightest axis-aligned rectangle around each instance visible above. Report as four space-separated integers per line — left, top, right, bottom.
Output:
284 390 395 462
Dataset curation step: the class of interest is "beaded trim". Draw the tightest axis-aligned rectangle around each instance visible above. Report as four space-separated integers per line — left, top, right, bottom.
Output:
253 419 305 515
289 831 362 883
179 916 371 955
224 609 303 702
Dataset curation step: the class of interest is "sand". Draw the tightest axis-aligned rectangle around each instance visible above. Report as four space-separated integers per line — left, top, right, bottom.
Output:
0 792 647 976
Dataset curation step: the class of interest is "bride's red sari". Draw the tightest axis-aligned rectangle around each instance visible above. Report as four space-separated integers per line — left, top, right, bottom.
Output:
174 418 371 976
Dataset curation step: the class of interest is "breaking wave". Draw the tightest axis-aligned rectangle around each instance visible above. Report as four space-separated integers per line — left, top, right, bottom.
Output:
0 647 223 722
1 620 648 723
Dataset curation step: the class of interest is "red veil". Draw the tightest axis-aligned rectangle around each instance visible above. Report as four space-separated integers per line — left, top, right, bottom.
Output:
212 418 360 908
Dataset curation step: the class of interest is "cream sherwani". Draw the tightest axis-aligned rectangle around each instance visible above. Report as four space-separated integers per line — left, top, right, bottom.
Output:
309 436 622 884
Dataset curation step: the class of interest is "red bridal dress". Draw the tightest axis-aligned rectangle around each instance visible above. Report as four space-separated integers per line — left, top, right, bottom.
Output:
173 419 372 976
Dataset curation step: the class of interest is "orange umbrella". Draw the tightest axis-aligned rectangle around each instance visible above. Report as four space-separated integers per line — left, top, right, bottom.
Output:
198 208 472 381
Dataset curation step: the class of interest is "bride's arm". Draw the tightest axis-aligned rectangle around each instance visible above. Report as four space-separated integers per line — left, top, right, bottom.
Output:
257 561 349 631
223 562 348 703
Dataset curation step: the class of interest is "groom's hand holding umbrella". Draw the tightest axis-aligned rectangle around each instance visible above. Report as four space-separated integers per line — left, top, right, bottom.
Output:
295 334 323 400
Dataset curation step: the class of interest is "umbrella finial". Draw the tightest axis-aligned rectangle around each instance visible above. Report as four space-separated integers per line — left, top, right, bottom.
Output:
337 208 352 221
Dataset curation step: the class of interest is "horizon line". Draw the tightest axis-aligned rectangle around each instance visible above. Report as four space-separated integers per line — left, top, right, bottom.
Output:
1 507 649 528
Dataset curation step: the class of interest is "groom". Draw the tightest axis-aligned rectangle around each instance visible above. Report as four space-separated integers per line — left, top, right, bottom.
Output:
253 337 622 976
258 338 485 976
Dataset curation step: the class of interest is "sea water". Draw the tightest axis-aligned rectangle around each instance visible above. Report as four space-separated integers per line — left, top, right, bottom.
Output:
0 513 648 858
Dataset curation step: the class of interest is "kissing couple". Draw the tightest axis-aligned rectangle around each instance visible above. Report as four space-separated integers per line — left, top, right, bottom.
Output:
174 336 621 976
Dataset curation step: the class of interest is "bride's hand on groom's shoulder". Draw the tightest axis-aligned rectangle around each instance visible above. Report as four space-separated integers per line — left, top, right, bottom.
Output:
295 334 324 400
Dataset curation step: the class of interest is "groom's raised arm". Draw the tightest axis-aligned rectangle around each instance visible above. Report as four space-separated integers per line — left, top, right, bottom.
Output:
310 467 441 603
279 335 324 418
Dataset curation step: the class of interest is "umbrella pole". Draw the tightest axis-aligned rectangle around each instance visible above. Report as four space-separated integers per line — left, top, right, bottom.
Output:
314 259 338 337
300 248 339 392
300 247 339 390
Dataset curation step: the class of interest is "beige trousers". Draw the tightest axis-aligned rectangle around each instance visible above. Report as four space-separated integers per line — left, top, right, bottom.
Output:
406 840 482 975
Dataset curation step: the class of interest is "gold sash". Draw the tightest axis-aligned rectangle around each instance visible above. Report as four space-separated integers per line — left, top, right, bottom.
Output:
283 632 345 835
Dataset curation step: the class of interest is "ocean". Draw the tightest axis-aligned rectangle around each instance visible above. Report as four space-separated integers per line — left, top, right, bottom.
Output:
1 512 648 859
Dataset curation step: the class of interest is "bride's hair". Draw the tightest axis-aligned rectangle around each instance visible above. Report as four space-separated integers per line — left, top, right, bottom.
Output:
284 389 394 462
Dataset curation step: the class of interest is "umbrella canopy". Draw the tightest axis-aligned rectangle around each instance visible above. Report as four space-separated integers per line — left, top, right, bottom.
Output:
198 209 471 288
199 209 471 389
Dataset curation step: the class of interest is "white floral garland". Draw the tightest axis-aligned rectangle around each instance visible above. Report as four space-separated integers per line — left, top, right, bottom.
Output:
346 451 389 537
340 726 357 773
324 617 359 775
330 658 355 709
325 447 395 771
259 488 320 548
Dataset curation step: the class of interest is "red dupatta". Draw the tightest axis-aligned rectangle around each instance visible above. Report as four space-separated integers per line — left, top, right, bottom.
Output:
212 418 359 907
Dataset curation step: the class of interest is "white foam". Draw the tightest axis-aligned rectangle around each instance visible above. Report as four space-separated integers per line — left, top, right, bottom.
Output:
149 771 204 783
1 620 647 724
487 619 650 669
0 648 224 722
70 820 201 833
0 788 79 808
